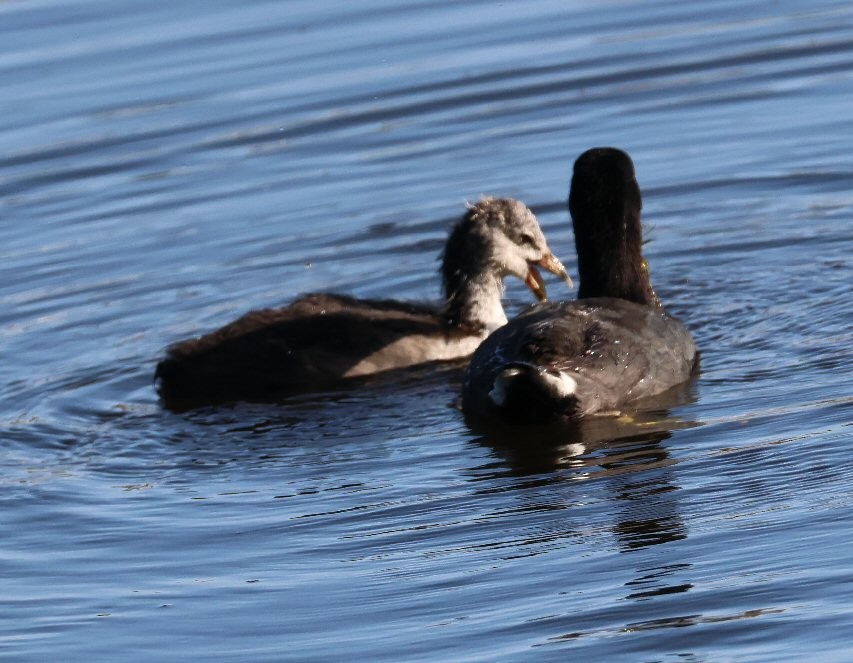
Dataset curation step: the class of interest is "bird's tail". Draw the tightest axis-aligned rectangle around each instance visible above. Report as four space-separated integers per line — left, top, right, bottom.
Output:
486 362 579 424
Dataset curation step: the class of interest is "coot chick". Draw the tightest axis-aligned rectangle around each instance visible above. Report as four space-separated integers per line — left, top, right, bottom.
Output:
462 148 697 424
156 197 572 404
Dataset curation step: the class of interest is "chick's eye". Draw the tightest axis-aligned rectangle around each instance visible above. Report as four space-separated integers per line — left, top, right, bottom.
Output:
520 233 537 247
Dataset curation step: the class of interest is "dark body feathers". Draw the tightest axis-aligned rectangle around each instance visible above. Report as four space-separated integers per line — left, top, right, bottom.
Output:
156 293 468 402
462 298 696 423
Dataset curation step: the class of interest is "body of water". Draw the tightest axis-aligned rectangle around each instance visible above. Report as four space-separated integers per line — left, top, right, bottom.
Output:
2 0 852 660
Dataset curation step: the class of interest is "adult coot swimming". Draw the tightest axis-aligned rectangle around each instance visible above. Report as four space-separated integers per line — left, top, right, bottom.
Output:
462 148 698 424
156 197 572 404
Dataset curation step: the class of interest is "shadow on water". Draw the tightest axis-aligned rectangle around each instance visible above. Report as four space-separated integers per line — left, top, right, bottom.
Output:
469 379 700 553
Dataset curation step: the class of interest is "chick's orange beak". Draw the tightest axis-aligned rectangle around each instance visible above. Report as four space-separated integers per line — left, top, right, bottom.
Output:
524 264 547 302
523 251 573 303
537 251 574 289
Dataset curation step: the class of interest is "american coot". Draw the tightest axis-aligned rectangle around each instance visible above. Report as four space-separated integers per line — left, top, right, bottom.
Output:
462 148 698 424
156 197 572 404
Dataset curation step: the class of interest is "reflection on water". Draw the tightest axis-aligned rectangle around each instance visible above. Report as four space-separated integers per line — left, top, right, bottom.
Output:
473 392 695 553
624 563 693 601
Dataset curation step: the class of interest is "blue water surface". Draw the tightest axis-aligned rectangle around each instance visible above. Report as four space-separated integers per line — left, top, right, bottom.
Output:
1 1 852 660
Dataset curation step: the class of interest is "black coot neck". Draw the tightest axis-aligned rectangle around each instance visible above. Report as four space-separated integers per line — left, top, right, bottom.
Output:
571 178 660 308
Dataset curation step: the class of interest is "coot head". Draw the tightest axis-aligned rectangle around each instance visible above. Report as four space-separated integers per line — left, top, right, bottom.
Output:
569 148 658 306
441 197 572 328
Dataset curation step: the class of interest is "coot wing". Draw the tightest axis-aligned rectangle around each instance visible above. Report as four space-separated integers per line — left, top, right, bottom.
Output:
463 298 697 423
157 294 446 402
